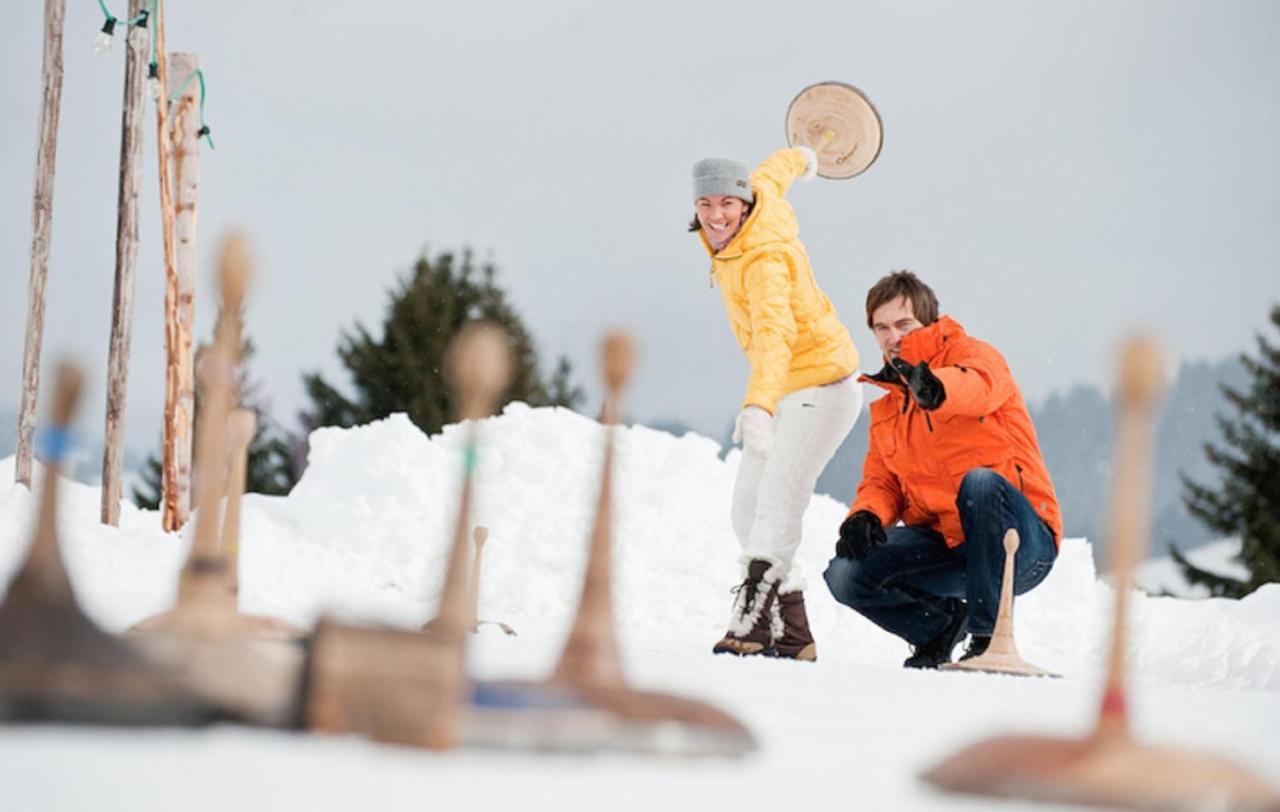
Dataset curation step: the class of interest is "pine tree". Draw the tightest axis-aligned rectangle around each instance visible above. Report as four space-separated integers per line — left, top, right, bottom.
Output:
301 249 583 436
1174 304 1280 597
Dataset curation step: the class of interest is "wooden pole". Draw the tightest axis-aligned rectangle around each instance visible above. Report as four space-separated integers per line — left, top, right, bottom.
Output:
15 0 67 488
101 0 149 526
163 50 200 531
150 2 179 531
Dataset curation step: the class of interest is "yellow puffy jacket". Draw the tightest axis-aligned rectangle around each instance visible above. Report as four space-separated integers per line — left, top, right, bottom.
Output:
699 148 860 413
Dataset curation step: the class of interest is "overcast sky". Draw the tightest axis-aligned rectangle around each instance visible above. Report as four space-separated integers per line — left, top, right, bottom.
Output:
3 1 1279 458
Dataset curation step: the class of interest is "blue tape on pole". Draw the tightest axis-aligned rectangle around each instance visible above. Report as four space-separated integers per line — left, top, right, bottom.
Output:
35 427 73 464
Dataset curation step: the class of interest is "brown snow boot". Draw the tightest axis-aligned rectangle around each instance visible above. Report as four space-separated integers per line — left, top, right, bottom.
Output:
712 559 779 656
763 589 817 662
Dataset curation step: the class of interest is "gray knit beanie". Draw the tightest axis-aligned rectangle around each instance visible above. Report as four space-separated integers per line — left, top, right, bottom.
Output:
692 157 754 204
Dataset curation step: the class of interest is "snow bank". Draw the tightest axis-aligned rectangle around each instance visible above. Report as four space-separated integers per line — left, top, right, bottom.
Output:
2 404 1277 692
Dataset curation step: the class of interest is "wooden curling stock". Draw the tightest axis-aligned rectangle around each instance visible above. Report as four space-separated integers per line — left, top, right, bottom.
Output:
785 81 884 179
461 332 757 757
552 332 633 690
0 362 228 726
125 235 305 729
1092 336 1164 743
306 322 513 750
466 527 516 636
920 335 1280 811
940 529 1058 678
131 235 297 637
20 362 83 604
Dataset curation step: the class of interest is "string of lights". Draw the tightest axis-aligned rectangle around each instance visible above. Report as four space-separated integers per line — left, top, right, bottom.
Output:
168 68 215 149
93 0 215 149
93 0 150 55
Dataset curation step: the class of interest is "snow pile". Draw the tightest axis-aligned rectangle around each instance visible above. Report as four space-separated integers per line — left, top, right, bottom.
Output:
2 404 1278 693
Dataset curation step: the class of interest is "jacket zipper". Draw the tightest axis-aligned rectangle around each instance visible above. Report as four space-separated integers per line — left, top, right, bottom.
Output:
902 394 935 432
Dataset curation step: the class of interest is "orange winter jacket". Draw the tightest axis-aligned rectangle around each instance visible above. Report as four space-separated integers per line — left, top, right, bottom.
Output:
699 148 860 413
850 316 1063 548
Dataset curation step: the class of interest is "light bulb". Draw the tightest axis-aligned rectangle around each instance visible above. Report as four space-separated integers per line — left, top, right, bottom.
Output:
93 18 116 56
147 64 160 100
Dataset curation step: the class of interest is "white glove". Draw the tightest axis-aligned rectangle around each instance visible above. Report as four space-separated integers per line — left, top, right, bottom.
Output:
796 146 819 181
732 406 774 457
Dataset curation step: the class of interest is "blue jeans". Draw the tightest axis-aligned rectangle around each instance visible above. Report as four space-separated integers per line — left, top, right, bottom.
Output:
823 468 1057 645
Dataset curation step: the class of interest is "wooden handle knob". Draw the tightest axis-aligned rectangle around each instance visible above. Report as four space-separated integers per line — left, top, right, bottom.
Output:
448 322 513 419
602 332 634 396
1002 528 1020 557
217 232 252 315
1117 334 1164 409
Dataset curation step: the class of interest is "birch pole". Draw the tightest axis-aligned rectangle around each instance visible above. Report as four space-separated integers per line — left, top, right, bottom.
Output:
151 1 182 531
101 0 149 526
15 0 67 488
165 51 201 530
150 3 179 530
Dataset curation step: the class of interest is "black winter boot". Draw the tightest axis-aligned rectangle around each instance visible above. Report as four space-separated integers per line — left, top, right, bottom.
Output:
762 590 816 662
958 634 992 661
712 559 779 656
903 599 968 669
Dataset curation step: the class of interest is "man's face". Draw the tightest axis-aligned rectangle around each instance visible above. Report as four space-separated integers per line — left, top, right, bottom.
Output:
871 295 925 359
696 195 748 247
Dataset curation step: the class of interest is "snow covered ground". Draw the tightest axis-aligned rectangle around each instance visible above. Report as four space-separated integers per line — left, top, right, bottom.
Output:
2 405 1278 810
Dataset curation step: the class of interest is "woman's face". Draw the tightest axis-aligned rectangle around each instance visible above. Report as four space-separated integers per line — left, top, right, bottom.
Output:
696 195 748 246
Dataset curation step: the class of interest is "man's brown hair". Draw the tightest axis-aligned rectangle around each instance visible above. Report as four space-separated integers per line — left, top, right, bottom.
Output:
865 270 939 328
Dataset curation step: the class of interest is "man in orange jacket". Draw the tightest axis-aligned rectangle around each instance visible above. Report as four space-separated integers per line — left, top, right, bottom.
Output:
823 271 1062 668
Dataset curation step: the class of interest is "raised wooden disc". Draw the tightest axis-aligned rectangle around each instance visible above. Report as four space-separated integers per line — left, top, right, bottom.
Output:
786 81 883 179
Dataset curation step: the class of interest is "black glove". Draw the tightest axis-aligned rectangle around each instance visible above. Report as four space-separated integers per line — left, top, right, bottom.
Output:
836 511 887 561
891 358 947 411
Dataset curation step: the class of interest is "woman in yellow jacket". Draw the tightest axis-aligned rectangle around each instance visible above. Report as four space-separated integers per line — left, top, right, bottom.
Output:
691 147 863 661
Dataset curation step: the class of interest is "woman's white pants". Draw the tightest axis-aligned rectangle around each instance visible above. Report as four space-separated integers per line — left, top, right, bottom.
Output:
731 376 863 588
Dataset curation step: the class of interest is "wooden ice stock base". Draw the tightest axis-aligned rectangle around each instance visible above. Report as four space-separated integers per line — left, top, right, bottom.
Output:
921 336 1280 811
940 528 1058 678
